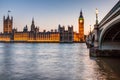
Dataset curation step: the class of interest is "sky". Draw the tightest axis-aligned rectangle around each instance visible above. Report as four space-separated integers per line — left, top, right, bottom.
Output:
0 0 119 35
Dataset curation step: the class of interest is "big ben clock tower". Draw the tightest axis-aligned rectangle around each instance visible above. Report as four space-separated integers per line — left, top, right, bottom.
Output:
78 10 84 42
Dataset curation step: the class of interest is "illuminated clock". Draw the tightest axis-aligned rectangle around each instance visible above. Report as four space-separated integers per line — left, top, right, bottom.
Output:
80 20 83 23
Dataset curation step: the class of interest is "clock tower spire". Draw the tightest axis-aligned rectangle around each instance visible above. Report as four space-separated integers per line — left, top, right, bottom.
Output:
79 10 83 18
78 10 84 42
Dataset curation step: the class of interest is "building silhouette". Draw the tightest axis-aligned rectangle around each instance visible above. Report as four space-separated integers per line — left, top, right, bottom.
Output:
0 11 85 43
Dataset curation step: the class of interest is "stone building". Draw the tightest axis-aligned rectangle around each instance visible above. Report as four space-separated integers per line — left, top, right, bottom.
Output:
3 15 13 33
58 25 73 42
0 11 84 43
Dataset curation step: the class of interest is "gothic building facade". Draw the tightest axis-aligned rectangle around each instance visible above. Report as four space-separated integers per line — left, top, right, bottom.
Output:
0 11 84 43
3 15 13 33
58 25 74 42
78 10 84 42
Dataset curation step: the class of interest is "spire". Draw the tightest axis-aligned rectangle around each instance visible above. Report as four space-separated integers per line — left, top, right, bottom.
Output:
7 10 11 20
79 10 83 18
31 17 35 32
7 15 10 20
3 16 5 21
26 25 28 28
32 17 34 24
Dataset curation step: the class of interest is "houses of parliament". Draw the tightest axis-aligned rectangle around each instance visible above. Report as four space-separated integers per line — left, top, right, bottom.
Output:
0 11 84 43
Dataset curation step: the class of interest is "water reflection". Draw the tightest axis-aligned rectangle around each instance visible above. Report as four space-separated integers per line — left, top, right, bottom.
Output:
0 43 119 80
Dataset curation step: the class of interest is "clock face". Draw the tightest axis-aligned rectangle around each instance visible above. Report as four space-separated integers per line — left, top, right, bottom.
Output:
80 20 83 23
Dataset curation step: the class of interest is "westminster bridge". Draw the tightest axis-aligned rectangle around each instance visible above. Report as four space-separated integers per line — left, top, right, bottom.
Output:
86 1 120 57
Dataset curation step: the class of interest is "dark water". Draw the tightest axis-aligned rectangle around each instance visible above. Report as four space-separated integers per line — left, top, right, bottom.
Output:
0 43 120 80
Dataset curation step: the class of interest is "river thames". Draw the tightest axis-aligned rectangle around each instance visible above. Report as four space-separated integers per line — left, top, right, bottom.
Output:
0 43 120 80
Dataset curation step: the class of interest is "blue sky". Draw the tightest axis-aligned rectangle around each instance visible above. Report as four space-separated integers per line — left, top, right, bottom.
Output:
0 0 119 34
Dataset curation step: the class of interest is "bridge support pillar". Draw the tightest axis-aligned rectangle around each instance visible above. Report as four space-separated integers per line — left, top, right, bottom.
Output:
90 48 120 57
94 24 99 48
89 47 99 57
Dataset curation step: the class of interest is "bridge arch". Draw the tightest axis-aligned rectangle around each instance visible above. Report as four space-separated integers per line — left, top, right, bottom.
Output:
99 18 120 50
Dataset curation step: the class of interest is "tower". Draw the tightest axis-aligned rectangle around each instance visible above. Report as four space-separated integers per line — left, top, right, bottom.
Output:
31 18 35 32
3 15 13 33
78 10 84 41
23 25 28 32
68 25 73 42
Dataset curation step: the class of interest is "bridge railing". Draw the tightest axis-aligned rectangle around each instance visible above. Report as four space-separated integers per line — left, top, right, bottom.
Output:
99 1 120 27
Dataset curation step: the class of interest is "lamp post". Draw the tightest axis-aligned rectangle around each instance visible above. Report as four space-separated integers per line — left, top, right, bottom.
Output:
95 8 99 25
94 8 99 48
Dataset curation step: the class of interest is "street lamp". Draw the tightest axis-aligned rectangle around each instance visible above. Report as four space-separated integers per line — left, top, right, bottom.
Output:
95 8 99 25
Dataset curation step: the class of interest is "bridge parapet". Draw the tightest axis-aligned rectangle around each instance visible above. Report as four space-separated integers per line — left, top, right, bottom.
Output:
99 1 120 28
86 1 120 57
